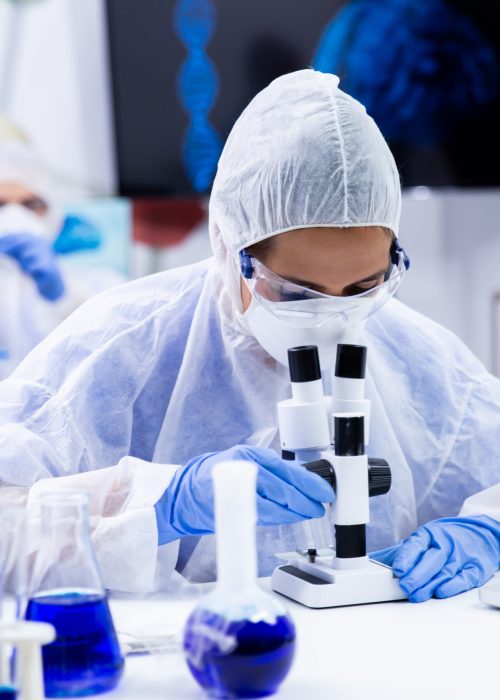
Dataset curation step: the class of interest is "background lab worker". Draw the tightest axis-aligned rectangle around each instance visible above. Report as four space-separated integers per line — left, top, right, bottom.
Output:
0 70 499 600
0 134 124 379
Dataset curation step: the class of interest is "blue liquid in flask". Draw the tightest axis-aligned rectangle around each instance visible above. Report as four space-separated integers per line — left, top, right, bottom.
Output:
184 608 296 698
0 686 17 700
25 591 124 698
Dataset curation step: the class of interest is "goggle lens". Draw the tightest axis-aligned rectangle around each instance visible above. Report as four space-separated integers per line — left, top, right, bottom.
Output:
240 242 409 325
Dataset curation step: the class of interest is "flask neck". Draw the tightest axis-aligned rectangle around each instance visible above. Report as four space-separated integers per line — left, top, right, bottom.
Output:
213 462 258 593
31 493 104 597
41 500 89 539
216 500 258 592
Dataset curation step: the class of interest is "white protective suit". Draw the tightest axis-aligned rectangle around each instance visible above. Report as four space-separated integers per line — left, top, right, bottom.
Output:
0 70 499 592
0 141 124 379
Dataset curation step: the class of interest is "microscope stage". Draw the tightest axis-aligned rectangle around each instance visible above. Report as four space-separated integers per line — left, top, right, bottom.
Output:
271 557 407 608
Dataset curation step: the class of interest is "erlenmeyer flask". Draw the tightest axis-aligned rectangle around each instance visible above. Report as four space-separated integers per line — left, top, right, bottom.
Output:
24 492 124 698
0 505 26 700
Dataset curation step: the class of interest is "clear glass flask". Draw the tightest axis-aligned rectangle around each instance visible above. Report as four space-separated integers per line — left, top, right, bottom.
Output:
183 461 296 699
24 492 124 698
0 506 26 700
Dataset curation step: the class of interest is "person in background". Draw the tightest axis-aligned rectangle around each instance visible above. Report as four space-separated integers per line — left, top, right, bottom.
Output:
0 70 498 600
0 126 125 378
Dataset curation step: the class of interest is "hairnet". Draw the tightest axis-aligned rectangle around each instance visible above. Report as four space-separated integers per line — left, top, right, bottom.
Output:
0 136 63 238
0 115 29 144
208 68 401 311
0 140 52 204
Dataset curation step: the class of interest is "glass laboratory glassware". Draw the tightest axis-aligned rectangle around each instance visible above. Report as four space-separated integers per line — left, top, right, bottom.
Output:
24 492 124 698
0 506 27 700
183 461 296 699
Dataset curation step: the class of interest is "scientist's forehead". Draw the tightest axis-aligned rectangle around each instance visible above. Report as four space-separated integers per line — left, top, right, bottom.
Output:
0 181 40 199
269 226 392 252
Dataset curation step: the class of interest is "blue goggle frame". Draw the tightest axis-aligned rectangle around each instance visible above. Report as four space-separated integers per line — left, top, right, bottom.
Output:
239 240 410 281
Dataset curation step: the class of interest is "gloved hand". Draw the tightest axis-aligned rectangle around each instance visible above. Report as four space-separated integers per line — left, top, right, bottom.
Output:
0 233 65 301
371 515 500 603
53 215 101 254
154 445 335 546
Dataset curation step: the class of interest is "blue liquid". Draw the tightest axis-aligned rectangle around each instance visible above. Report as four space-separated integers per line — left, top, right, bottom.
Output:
25 591 124 698
183 609 296 698
0 686 17 700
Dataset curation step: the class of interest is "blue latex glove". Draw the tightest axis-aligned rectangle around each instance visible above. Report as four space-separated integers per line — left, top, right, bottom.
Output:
53 215 101 255
371 515 500 603
155 445 335 546
0 233 65 301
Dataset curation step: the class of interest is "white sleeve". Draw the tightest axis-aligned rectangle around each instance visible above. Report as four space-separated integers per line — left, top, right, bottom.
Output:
24 457 181 594
459 484 500 521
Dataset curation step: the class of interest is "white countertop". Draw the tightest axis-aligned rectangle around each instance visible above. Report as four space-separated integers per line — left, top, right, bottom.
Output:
100 575 500 700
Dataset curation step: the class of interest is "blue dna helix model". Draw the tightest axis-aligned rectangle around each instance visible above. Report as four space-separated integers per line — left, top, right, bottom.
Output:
173 0 222 192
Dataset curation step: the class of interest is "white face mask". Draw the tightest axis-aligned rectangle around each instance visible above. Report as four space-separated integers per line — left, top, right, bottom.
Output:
243 295 370 370
0 204 49 240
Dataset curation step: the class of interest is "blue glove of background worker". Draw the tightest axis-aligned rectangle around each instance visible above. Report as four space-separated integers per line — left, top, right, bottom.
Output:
155 445 335 546
53 215 101 255
0 232 65 301
371 515 500 603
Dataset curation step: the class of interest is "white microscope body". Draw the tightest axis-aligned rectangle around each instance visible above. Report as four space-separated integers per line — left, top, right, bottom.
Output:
271 344 407 608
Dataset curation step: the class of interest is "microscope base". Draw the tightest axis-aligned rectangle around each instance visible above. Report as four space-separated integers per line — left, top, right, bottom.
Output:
271 558 407 608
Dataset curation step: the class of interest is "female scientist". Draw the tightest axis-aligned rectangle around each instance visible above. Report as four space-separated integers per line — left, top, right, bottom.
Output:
0 70 499 600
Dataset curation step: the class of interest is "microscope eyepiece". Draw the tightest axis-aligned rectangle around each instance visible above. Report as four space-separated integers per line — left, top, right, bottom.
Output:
287 346 321 383
335 344 367 379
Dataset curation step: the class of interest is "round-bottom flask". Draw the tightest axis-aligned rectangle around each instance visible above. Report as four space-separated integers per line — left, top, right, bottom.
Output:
183 461 296 698
184 586 295 698
0 689 17 700
0 506 26 700
24 493 124 697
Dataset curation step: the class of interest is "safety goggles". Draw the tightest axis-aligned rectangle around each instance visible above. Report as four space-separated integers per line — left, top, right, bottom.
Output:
239 240 410 326
0 198 48 216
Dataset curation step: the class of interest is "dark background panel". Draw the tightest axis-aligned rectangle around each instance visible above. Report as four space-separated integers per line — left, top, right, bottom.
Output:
106 0 500 195
209 1 341 142
106 0 343 196
106 0 191 195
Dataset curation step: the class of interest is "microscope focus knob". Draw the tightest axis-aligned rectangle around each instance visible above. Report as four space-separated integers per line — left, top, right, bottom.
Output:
303 459 337 492
368 458 391 497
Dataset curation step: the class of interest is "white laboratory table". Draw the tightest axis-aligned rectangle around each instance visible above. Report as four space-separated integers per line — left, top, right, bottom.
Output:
97 575 500 700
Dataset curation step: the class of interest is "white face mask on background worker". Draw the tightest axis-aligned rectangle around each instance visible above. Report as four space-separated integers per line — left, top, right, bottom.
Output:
0 203 50 240
0 178 60 243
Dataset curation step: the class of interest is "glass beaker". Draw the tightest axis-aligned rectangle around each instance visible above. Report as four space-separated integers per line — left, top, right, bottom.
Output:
0 505 27 700
24 492 124 698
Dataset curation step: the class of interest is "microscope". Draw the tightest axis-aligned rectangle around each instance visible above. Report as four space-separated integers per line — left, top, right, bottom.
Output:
270 344 406 608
